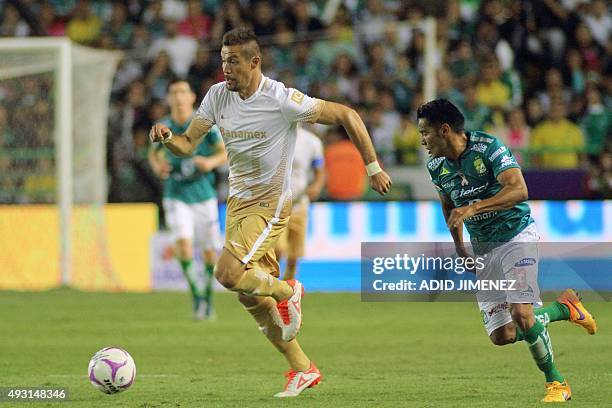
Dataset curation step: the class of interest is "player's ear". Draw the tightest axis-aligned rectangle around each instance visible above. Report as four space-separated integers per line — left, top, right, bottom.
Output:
251 55 261 69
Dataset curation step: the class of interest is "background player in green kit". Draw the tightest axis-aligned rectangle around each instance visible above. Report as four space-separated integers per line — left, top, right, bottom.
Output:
149 78 227 320
418 99 598 403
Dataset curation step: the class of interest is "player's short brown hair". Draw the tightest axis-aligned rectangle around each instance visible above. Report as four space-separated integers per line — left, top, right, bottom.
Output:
222 27 261 59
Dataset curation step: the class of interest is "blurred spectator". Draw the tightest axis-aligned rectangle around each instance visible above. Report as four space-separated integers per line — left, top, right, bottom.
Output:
436 68 463 107
325 128 366 200
102 2 133 49
586 151 612 199
564 48 586 94
66 0 101 45
187 46 219 95
580 86 611 160
148 20 197 78
525 97 545 128
393 114 421 166
476 57 511 111
357 0 394 46
142 0 166 40
493 108 531 165
209 0 249 44
538 68 571 112
145 51 176 100
583 0 610 48
179 0 212 40
573 22 604 73
330 54 360 103
287 0 323 41
0 3 30 37
460 84 493 131
530 99 585 169
39 2 66 36
252 0 277 37
308 21 358 80
449 39 479 89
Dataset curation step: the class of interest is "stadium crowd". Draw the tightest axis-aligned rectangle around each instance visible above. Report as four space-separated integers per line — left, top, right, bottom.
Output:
0 0 610 203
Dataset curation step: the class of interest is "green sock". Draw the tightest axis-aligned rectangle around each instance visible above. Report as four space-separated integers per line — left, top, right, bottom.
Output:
523 320 564 383
179 258 202 310
203 263 215 305
534 302 570 326
515 302 570 341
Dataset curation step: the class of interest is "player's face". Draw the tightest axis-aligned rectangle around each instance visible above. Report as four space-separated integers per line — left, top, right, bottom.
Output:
167 81 195 110
221 45 258 92
418 118 451 158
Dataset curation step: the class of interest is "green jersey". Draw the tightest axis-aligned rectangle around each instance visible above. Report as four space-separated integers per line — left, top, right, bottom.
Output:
427 131 533 252
158 116 222 204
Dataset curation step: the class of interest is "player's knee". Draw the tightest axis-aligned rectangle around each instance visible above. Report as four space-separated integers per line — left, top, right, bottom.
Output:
175 239 193 260
203 249 217 265
489 325 515 346
214 254 244 289
237 293 258 307
511 305 534 330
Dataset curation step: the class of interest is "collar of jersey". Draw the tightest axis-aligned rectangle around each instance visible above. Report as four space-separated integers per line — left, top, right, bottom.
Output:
234 74 267 103
446 131 472 169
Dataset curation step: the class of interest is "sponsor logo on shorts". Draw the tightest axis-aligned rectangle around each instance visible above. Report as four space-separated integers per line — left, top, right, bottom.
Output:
488 302 509 317
481 310 489 325
514 258 536 267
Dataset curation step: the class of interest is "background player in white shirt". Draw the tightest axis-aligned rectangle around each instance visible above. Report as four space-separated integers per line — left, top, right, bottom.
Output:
275 125 325 281
150 27 391 398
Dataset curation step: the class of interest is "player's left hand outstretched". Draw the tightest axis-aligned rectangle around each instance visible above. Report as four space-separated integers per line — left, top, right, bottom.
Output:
447 205 477 229
370 171 392 196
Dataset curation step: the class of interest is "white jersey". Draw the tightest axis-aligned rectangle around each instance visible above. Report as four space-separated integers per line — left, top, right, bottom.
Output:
194 75 324 218
291 126 324 207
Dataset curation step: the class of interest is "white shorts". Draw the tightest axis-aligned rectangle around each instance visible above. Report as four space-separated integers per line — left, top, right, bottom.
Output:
163 198 222 251
477 223 542 335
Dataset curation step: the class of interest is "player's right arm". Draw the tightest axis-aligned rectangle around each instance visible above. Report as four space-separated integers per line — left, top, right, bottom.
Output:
149 118 213 157
438 192 470 258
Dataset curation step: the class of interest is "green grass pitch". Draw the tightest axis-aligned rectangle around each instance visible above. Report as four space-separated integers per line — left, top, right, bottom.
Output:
1 289 610 407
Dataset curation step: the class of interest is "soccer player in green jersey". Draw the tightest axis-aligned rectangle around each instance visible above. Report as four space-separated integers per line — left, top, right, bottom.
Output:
149 78 227 320
418 99 597 403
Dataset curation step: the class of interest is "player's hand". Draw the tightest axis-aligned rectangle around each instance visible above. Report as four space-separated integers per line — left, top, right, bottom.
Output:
192 156 214 172
370 171 392 196
447 205 477 229
149 123 172 143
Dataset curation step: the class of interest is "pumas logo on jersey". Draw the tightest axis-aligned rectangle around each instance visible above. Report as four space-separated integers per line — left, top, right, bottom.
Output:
514 258 536 267
473 157 487 175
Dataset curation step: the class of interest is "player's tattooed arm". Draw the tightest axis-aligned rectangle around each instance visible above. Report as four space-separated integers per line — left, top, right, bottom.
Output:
447 167 528 229
149 118 213 157
316 101 392 195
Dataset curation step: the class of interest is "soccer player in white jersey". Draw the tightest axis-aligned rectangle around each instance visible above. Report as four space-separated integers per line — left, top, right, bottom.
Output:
150 27 391 398
275 125 325 281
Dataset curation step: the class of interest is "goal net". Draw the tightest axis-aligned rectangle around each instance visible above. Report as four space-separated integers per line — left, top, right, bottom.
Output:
0 38 121 290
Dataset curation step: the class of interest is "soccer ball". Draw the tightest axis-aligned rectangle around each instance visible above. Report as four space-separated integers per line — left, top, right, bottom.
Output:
88 347 136 394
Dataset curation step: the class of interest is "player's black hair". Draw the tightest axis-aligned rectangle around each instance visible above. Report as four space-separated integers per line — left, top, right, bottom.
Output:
166 76 194 92
417 99 465 133
222 27 261 59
